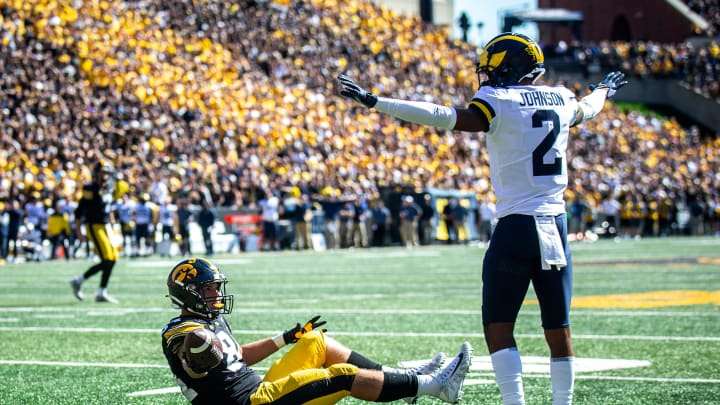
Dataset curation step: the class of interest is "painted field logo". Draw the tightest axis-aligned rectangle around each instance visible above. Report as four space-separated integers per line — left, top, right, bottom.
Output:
527 290 720 308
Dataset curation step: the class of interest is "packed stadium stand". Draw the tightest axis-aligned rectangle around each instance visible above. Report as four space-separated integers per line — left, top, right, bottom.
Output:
0 0 718 260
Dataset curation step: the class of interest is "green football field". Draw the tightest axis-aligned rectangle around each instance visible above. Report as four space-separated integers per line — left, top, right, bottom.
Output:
0 237 718 404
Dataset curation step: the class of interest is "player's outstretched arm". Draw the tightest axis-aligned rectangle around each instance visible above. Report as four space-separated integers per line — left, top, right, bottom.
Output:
337 73 458 130
575 71 628 125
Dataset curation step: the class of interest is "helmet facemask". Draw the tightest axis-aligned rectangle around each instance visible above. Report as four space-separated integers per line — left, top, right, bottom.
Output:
93 161 116 193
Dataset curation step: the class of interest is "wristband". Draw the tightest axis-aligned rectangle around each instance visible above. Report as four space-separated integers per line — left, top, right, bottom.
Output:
272 334 286 349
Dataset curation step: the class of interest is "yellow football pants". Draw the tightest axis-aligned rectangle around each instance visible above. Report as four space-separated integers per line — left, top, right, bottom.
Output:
251 330 359 405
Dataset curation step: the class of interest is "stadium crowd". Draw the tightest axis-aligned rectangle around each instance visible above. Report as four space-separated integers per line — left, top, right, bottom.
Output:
0 0 718 261
546 39 720 100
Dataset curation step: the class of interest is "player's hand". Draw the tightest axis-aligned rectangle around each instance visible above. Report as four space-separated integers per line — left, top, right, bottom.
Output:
282 315 327 344
337 74 378 108
180 350 209 377
589 71 628 98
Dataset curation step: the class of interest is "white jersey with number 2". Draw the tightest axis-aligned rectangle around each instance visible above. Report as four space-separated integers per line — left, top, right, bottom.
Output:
471 85 579 218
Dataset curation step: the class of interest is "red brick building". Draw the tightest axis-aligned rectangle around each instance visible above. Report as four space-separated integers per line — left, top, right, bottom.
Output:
537 0 699 43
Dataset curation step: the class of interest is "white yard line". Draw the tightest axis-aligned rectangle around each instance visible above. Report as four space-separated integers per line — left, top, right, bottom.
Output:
127 372 720 398
0 359 167 368
0 325 718 341
0 306 718 317
3 358 716 386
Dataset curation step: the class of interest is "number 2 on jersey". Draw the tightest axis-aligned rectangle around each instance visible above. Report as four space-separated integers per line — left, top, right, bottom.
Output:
531 109 562 176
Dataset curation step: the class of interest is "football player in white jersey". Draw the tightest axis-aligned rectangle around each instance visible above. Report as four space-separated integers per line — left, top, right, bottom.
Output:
338 32 627 405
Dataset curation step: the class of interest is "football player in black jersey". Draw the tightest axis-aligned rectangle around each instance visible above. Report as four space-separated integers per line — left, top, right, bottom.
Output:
70 161 119 303
162 257 473 404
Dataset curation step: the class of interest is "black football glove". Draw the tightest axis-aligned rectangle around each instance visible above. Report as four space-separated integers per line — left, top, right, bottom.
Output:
337 74 378 108
589 71 628 98
283 315 327 344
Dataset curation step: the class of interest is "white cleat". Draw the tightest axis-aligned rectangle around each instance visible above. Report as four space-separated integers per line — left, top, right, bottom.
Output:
403 352 446 403
409 352 446 376
432 342 472 403
95 293 119 304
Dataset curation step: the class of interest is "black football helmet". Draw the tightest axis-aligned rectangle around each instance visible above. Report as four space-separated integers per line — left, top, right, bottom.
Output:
167 257 234 318
476 32 545 87
93 160 115 186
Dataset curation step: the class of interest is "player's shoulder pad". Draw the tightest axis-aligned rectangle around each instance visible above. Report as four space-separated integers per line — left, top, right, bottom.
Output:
81 183 98 199
469 87 501 124
163 320 207 350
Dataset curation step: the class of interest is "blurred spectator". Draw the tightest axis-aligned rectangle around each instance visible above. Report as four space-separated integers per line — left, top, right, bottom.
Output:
399 195 421 248
3 200 24 262
0 202 7 262
24 194 46 243
19 223 43 262
443 198 468 244
317 193 345 250
157 196 178 257
370 199 391 247
134 193 156 257
197 199 216 256
477 195 497 244
113 193 136 257
350 195 369 248
46 200 71 260
176 198 193 256
418 194 436 246
568 195 588 235
259 188 281 251
687 187 707 235
338 200 355 248
599 195 622 238
293 193 314 251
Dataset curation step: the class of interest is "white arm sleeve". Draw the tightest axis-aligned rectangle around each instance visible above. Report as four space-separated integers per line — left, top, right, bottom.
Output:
576 88 609 124
374 97 457 130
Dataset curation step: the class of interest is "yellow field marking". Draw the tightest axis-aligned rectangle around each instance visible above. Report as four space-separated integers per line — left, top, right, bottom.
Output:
698 257 720 265
527 290 720 308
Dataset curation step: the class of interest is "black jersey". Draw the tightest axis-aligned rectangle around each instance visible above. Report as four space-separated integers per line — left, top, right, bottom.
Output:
75 182 111 225
161 315 262 405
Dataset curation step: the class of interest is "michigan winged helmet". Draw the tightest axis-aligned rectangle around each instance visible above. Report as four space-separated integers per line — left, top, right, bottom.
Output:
476 32 546 87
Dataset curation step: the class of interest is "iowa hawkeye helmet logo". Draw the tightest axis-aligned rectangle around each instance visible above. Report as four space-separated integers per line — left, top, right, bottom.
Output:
170 258 220 287
170 262 199 286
